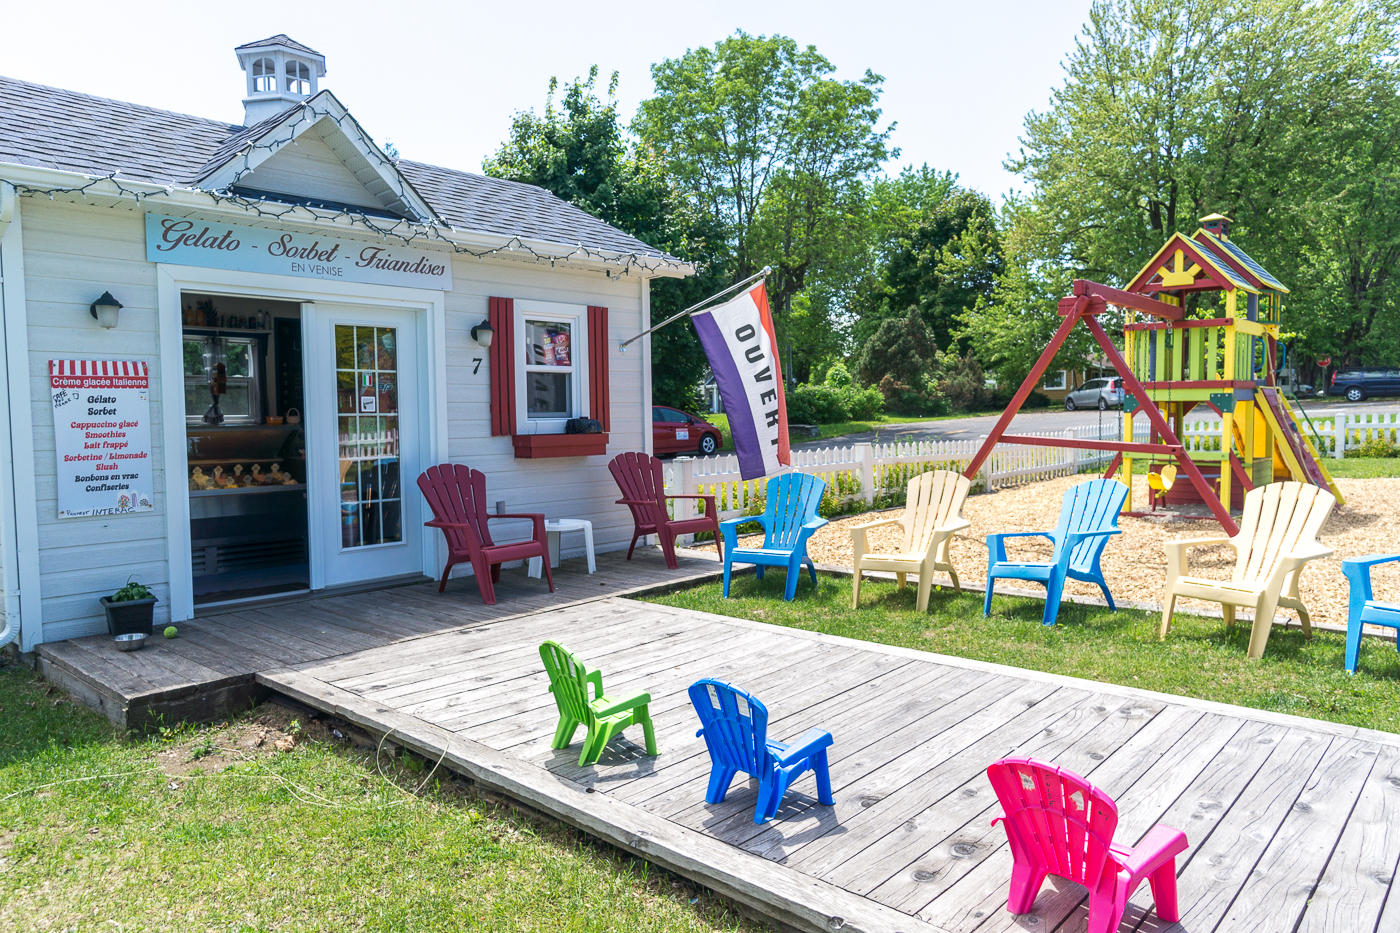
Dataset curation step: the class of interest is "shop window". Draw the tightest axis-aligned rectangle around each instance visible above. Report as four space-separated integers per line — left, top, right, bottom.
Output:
489 298 610 457
285 60 311 96
184 335 259 425
1042 370 1068 391
515 304 586 433
251 58 276 93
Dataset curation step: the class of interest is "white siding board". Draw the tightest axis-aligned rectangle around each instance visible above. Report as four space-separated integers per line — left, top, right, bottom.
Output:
238 131 386 210
22 203 168 642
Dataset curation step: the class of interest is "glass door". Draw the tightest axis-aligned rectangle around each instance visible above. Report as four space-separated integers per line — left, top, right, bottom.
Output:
310 304 422 588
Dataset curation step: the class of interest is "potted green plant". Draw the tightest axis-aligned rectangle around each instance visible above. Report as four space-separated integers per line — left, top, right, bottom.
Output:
99 578 158 637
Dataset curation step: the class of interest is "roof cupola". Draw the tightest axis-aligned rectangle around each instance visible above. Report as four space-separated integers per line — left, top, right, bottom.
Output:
235 35 326 126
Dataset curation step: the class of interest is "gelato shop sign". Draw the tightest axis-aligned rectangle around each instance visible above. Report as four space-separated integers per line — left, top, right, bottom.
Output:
50 360 154 518
145 214 452 290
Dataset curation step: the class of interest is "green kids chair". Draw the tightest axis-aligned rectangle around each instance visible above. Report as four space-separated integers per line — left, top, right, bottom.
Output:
540 640 658 766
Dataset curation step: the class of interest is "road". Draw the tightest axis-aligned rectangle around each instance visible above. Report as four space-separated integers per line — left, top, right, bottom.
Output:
790 398 1400 450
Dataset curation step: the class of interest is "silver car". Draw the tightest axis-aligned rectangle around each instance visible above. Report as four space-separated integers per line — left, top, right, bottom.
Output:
1064 376 1123 411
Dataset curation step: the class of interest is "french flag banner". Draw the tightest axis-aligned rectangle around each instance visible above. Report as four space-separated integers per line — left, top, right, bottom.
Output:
691 283 790 480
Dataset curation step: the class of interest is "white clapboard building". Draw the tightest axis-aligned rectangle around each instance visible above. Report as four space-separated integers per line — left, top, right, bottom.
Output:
0 35 691 651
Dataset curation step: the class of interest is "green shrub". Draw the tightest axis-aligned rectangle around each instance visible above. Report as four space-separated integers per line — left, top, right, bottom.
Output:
878 375 949 416
787 384 851 424
824 362 854 388
936 350 991 411
1350 435 1399 458
845 384 885 419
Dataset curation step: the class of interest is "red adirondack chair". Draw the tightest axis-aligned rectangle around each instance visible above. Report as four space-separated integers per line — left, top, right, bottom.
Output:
608 451 721 570
987 757 1187 933
417 463 553 605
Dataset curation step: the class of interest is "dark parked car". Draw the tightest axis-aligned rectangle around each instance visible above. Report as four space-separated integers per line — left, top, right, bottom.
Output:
1329 369 1400 402
652 406 724 457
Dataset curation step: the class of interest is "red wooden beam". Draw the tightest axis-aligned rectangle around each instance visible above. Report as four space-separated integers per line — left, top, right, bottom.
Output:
996 435 1185 455
1074 279 1184 321
1058 295 1107 316
1084 314 1238 534
1102 452 1123 480
963 297 1089 479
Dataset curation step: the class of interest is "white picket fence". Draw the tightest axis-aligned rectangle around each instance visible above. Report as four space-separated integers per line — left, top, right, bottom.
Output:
664 420 1231 524
1304 411 1400 458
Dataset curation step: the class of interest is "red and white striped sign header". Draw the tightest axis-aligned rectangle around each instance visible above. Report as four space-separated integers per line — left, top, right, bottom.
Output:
49 360 150 390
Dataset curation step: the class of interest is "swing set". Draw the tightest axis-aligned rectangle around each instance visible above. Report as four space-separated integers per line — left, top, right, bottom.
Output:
963 214 1339 539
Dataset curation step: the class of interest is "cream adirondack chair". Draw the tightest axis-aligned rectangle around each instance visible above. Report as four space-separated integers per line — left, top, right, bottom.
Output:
1160 482 1335 659
851 470 972 611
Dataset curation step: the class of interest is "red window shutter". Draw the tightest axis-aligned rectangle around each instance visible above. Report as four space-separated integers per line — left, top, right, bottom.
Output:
489 297 516 436
588 306 609 431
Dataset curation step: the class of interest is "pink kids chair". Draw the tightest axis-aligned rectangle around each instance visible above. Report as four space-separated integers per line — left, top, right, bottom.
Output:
986 757 1188 933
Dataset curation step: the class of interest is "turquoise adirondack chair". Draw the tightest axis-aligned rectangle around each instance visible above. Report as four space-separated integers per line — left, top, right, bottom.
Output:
720 473 828 601
984 479 1129 626
540 640 657 766
1341 555 1400 673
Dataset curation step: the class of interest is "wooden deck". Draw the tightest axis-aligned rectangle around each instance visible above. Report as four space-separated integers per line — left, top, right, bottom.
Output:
260 597 1400 933
35 548 721 730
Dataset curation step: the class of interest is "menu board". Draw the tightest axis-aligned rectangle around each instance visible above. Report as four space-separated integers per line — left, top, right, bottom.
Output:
49 360 154 518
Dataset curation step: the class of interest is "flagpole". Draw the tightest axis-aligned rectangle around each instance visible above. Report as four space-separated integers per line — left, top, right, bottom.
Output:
619 266 771 350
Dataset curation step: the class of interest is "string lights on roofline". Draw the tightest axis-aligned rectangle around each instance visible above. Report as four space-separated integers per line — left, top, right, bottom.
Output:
0 99 692 281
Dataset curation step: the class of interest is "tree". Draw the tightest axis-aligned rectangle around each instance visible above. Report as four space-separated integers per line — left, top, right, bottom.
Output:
855 306 937 389
852 168 1002 354
987 0 1400 379
484 69 730 410
635 32 893 379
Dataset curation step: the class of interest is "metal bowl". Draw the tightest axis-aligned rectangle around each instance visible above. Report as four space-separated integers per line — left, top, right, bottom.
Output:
113 633 147 652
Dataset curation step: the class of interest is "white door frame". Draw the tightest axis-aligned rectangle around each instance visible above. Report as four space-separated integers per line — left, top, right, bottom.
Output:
156 264 448 621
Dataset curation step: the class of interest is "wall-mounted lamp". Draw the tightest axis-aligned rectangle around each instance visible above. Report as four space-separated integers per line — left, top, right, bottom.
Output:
89 291 123 329
470 319 494 348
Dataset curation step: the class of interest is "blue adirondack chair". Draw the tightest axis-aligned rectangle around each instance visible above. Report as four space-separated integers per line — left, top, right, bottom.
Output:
720 473 828 600
687 678 835 824
984 479 1130 626
1341 555 1400 673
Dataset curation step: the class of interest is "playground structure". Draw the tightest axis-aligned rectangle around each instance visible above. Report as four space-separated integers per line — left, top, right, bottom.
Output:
964 214 1339 537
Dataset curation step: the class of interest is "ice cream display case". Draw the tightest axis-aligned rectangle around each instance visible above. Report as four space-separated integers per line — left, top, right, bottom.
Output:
186 425 307 582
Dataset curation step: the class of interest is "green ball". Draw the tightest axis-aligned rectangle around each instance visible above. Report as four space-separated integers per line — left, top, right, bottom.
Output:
163 626 178 639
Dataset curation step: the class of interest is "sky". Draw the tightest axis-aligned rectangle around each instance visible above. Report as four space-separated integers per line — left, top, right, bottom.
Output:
3 0 1093 200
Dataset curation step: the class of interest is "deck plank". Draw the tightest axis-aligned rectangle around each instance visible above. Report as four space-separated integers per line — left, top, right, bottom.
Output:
1295 744 1400 933
1216 737 1380 932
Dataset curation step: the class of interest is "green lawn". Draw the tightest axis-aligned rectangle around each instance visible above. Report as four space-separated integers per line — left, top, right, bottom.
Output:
642 575 1400 734
0 661 759 933
1326 457 1400 478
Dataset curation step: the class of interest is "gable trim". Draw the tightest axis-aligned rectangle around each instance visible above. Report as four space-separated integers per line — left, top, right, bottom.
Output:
193 91 441 225
1127 232 1258 295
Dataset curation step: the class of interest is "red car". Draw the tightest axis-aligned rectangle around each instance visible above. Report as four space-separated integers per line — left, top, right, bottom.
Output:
652 406 723 457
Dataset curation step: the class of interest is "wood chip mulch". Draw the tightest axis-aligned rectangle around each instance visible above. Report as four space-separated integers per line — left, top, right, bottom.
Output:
698 475 1400 630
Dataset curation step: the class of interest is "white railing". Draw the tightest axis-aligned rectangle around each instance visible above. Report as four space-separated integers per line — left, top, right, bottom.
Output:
665 420 1230 524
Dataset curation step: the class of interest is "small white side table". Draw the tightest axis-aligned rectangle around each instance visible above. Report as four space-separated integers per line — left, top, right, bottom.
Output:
528 518 595 578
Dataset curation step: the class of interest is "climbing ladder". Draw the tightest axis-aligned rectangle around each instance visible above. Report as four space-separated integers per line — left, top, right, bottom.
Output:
1256 387 1342 503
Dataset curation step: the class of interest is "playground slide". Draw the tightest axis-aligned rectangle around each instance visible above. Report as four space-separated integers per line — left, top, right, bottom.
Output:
1256 387 1343 503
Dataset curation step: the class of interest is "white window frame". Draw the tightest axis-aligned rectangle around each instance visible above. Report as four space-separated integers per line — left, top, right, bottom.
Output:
1042 370 1068 391
285 60 311 95
252 58 276 93
183 334 260 426
514 300 588 435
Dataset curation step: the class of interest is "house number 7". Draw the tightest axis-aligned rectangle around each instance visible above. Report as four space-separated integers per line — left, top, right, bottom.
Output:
472 357 483 375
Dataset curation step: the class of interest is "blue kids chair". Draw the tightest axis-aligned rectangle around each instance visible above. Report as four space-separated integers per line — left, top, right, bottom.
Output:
1341 555 1400 673
720 472 828 600
983 479 1130 626
688 678 834 824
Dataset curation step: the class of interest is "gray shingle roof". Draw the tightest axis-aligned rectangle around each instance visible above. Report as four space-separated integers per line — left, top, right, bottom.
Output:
235 35 323 57
0 74 678 263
